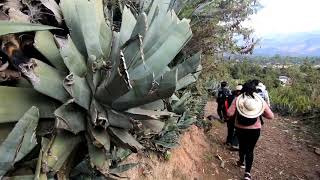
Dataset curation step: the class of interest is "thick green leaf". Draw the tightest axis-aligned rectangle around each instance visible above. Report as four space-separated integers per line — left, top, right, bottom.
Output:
57 35 87 77
139 100 165 110
175 52 202 80
126 108 175 120
87 136 110 176
176 72 200 90
54 102 86 134
99 21 112 59
21 59 70 102
0 107 39 178
60 0 86 55
113 69 177 110
129 11 192 79
34 31 67 71
35 138 49 180
108 127 144 153
107 109 133 129
42 132 81 173
63 73 91 110
95 52 131 105
76 0 104 59
0 86 58 123
119 6 137 45
88 123 110 151
0 21 58 36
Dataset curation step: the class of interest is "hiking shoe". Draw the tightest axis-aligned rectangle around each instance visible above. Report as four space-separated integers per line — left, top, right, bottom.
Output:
243 172 251 180
237 161 245 169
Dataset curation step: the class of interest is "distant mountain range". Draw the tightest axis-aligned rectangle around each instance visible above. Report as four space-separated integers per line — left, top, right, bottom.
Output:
253 32 320 56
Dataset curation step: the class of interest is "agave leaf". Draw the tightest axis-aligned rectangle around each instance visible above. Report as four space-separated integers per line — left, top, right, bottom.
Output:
113 69 177 110
119 6 137 45
146 0 171 25
42 132 82 173
176 73 198 90
95 53 131 105
126 108 175 120
0 21 58 36
129 11 192 79
60 0 86 55
35 138 49 180
40 0 62 24
139 100 165 110
141 120 165 134
0 107 39 178
108 127 144 153
34 31 68 71
88 123 110 151
110 163 138 174
131 12 148 38
89 99 108 127
171 92 191 114
99 21 113 59
57 35 87 77
109 32 120 81
76 0 104 59
63 73 91 110
0 86 58 123
107 109 133 129
54 102 86 134
110 71 153 110
175 51 201 80
21 59 70 102
87 136 110 176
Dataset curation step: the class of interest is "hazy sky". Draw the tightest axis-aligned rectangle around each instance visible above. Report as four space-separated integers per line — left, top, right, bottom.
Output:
247 0 320 36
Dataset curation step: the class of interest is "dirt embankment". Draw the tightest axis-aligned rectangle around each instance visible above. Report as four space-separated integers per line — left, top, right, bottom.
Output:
122 100 320 180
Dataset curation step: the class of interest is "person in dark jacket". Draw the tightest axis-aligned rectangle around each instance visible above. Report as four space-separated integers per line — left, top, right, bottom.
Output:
216 81 231 121
226 84 242 149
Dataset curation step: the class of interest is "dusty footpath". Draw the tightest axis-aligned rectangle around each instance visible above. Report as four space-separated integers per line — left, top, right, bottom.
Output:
122 100 320 180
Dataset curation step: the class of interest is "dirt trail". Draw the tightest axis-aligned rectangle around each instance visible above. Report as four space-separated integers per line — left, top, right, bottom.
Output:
122 100 320 180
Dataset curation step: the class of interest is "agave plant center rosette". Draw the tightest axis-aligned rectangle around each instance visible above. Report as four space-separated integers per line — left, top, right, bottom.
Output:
0 0 201 179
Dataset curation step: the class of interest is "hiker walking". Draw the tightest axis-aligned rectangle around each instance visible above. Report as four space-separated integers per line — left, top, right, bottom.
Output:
216 81 231 121
225 84 242 149
227 81 274 180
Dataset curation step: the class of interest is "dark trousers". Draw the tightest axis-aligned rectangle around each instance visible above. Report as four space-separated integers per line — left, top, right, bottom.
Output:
236 128 260 173
217 103 225 120
226 119 238 146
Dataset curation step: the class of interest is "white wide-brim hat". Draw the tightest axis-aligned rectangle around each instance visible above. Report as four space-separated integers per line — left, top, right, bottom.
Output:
236 93 265 118
235 85 243 91
257 82 266 91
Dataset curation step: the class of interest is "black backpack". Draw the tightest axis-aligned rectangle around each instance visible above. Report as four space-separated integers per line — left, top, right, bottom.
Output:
236 111 258 126
217 88 230 103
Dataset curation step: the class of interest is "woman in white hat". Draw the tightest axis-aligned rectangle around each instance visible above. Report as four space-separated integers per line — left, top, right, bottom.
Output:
227 81 274 180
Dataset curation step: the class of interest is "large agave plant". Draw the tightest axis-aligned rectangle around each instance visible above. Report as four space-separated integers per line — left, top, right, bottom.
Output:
0 0 201 178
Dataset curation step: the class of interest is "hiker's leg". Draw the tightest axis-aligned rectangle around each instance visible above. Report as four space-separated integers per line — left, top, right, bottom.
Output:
226 121 234 144
244 129 261 173
230 119 238 146
236 128 245 163
217 103 224 120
